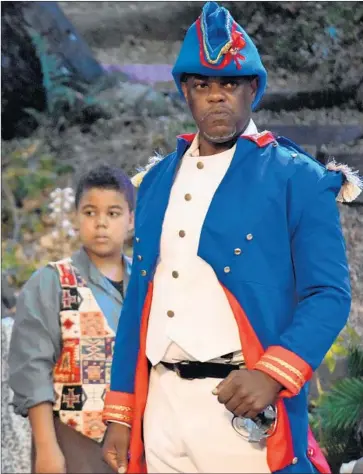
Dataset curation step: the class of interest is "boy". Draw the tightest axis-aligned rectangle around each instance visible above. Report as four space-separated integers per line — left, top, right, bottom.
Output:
9 164 135 473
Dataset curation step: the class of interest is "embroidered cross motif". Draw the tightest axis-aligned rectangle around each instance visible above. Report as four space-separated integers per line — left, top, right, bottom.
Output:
62 289 78 309
62 388 81 409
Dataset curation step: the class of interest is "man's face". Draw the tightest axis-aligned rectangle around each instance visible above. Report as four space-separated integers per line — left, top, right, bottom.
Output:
181 75 258 144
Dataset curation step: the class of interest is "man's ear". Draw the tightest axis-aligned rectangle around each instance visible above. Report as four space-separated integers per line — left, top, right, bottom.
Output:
181 81 189 103
250 77 258 100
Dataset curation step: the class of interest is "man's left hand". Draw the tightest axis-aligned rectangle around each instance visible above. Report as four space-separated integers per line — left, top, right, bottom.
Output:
213 369 282 419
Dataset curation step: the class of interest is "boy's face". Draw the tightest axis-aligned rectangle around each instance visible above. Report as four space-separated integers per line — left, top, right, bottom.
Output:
76 187 134 258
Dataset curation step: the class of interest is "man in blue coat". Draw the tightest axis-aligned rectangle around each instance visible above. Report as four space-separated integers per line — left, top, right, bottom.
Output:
102 2 362 473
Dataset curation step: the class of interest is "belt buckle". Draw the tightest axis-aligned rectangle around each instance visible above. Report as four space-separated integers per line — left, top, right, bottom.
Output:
174 361 191 378
177 361 197 379
173 363 181 377
232 405 277 443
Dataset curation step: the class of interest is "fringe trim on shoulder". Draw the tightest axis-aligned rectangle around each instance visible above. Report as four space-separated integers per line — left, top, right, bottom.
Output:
326 159 363 203
131 154 163 188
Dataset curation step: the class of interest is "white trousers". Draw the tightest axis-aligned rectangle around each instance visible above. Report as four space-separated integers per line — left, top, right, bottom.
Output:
143 364 270 473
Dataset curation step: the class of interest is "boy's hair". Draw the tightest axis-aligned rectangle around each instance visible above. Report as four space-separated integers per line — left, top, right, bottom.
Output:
75 165 135 211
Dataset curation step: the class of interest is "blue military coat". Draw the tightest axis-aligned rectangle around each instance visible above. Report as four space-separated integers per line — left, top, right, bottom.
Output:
109 131 351 473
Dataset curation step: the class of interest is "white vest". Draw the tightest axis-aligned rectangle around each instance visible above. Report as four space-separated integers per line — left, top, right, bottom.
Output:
146 121 258 365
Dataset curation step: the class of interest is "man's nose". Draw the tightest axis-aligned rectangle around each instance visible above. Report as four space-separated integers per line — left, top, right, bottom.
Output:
207 82 225 102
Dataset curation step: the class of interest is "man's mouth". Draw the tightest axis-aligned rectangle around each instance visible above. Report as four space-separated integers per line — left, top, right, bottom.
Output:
203 108 232 121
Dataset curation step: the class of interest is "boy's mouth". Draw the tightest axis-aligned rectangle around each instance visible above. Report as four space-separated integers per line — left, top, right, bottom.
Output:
94 235 109 242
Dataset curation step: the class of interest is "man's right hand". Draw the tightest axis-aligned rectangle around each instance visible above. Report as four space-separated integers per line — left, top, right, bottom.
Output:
102 423 131 473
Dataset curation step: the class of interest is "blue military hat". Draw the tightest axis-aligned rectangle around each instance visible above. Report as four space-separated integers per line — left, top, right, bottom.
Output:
172 1 267 110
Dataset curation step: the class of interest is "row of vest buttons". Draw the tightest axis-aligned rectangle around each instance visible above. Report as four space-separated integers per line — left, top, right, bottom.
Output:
161 177 200 319
183 160 204 201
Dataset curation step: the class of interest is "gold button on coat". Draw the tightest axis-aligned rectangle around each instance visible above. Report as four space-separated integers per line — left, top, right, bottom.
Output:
224 266 231 273
292 457 298 465
140 270 147 276
172 271 179 278
234 248 242 255
179 230 186 238
167 310 175 318
197 161 204 169
184 193 192 201
246 233 253 241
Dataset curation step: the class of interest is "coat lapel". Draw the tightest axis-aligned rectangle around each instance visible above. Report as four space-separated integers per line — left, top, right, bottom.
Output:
199 137 295 256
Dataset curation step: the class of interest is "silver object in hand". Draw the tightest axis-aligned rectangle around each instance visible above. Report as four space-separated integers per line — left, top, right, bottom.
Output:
232 404 277 443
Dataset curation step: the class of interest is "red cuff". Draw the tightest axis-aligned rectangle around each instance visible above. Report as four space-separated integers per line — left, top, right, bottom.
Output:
254 346 313 396
102 390 134 425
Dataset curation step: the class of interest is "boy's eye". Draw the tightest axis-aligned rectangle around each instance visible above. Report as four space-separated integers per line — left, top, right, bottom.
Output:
109 211 121 217
84 210 96 217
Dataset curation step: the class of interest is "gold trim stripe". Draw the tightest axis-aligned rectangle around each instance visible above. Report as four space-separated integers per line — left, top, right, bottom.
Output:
104 405 133 412
103 412 132 422
263 355 305 384
255 361 301 391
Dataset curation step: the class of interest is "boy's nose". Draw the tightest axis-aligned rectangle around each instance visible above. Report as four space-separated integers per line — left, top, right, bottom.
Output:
96 215 108 227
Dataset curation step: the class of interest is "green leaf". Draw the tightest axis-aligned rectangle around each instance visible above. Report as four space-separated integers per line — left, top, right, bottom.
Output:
324 348 337 373
347 345 363 378
330 343 349 357
315 377 363 432
345 325 360 344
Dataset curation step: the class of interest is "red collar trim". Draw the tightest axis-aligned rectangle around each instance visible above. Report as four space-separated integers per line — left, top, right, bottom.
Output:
177 131 276 148
243 131 276 148
177 133 197 143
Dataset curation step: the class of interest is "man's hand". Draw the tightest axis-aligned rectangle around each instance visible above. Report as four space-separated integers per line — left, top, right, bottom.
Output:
213 369 282 419
102 423 131 473
34 441 66 473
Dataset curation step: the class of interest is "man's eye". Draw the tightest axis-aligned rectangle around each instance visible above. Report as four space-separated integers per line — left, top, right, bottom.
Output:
224 81 238 89
195 82 208 89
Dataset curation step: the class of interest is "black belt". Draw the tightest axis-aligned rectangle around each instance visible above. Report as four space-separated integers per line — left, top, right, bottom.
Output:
160 360 243 379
